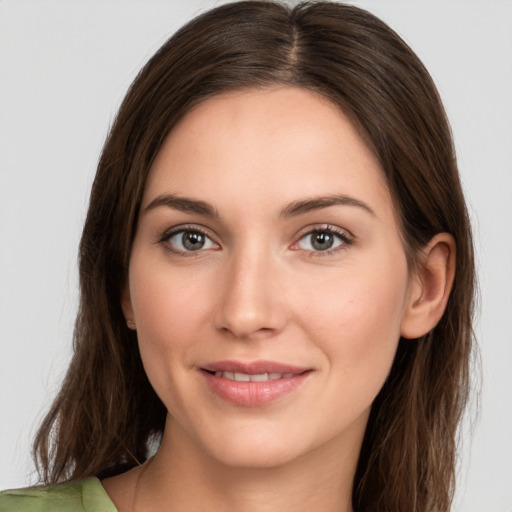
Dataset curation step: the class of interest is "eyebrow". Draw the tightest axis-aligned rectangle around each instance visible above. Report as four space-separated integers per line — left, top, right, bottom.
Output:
280 194 376 218
143 193 375 218
143 194 219 217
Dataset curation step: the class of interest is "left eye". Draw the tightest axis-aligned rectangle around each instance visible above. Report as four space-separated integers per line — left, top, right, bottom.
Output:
166 229 217 252
297 229 347 252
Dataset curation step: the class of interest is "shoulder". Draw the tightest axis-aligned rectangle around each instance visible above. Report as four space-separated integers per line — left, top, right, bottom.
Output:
0 477 117 512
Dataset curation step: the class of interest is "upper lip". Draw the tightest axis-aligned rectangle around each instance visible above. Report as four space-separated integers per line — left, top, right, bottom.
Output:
201 360 311 375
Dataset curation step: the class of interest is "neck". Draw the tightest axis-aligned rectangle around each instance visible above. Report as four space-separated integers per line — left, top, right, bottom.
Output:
133 416 361 512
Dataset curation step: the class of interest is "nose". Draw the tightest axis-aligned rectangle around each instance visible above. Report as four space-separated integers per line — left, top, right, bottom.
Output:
213 246 287 340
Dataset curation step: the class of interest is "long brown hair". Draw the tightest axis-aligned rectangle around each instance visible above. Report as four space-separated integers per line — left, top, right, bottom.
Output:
33 2 476 511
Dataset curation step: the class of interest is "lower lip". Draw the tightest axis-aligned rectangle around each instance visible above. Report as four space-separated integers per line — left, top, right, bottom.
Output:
200 371 311 407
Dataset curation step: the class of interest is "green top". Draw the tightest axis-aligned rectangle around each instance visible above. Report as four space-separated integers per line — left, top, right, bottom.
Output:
0 477 117 512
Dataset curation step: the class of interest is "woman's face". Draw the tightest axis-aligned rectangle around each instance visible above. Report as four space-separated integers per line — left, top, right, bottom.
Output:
124 86 414 469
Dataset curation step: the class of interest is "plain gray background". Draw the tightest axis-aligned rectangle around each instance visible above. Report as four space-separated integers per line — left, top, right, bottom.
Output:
1 1 511 510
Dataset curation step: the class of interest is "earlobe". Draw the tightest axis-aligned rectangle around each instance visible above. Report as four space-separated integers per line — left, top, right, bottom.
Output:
401 233 456 340
121 282 137 331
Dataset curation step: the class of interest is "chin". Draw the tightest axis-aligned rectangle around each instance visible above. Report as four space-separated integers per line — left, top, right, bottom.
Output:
197 419 345 471
207 441 305 470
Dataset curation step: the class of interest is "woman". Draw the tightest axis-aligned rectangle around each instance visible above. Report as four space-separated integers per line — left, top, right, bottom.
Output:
0 1 475 511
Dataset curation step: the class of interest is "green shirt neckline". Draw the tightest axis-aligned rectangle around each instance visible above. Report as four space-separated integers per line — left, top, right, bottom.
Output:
0 476 118 512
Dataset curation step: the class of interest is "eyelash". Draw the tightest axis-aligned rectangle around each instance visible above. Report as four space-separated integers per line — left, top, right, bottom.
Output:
159 224 218 257
158 224 354 257
293 224 354 257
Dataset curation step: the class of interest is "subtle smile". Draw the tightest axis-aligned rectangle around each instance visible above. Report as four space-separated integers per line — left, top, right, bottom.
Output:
212 371 296 381
199 360 313 407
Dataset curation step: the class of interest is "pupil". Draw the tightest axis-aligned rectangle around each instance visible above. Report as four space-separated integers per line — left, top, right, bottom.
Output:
312 231 333 251
183 232 204 251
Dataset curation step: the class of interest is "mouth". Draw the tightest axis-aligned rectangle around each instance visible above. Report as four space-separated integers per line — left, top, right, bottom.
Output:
199 360 313 406
208 371 298 382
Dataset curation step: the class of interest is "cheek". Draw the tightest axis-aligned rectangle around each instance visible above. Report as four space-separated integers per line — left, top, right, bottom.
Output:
129 252 209 338
296 256 409 390
127 258 211 391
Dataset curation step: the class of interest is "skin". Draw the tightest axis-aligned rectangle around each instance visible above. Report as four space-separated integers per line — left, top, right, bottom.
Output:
103 86 455 512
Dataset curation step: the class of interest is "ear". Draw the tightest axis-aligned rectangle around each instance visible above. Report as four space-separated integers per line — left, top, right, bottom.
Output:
401 233 456 340
121 282 137 331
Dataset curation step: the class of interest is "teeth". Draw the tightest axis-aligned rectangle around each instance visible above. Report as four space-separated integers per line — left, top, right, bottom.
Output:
250 373 269 382
212 371 295 381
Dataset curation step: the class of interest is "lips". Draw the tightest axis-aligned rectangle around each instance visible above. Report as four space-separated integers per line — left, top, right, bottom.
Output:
200 360 312 406
213 371 296 382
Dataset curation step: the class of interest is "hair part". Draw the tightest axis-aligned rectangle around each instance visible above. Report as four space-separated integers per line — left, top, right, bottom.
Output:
33 3 476 511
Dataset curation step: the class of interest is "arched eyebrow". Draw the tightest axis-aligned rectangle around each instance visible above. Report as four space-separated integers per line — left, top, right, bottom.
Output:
143 194 219 217
143 193 375 218
280 194 376 218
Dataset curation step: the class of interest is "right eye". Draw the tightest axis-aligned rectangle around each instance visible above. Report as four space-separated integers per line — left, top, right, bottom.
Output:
162 228 219 254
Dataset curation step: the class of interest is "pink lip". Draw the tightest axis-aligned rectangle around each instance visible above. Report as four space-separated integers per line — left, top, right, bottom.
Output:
201 360 310 375
199 360 312 407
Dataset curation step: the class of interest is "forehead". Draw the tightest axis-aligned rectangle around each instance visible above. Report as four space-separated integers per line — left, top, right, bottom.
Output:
143 86 394 221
